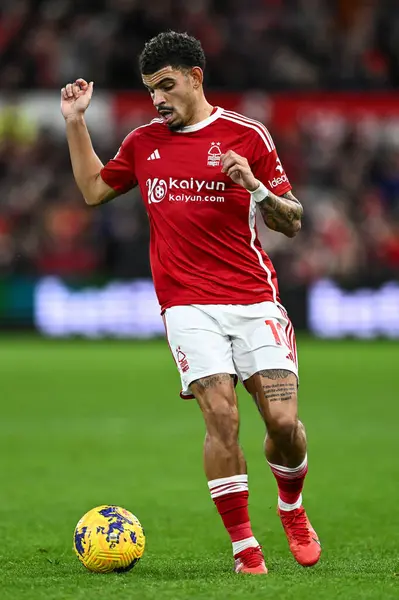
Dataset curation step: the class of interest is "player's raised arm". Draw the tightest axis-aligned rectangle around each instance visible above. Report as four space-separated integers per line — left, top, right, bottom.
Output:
61 79 117 206
221 150 303 238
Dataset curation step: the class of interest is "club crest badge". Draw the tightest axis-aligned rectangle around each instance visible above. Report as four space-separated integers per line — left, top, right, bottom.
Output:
207 141 222 167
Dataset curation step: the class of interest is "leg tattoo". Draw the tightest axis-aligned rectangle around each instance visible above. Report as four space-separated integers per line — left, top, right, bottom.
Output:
258 369 296 403
194 373 234 391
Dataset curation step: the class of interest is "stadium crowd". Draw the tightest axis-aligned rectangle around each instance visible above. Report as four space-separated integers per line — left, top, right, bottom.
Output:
0 0 398 91
0 0 398 288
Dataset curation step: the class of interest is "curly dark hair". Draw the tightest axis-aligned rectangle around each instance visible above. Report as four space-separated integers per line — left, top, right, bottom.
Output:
139 31 206 75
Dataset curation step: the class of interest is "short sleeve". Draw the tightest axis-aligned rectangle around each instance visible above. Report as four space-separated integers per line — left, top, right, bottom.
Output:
100 132 138 194
251 142 292 197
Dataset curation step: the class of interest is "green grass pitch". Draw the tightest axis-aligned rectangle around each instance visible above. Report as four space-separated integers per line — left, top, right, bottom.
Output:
0 336 398 599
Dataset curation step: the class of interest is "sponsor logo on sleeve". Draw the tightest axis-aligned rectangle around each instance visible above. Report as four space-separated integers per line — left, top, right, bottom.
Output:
268 175 289 188
276 158 284 174
268 157 288 187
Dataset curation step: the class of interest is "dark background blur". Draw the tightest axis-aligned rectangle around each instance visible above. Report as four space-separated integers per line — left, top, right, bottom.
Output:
0 0 398 337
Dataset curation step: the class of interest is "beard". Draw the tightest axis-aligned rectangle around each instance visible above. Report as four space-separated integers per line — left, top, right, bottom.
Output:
168 120 184 132
166 112 186 131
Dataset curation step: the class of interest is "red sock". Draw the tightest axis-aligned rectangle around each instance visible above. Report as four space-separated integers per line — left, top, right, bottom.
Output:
268 455 308 507
208 475 257 549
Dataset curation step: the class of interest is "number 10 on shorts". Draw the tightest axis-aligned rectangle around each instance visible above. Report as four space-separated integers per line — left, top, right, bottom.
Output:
265 319 286 347
265 318 296 366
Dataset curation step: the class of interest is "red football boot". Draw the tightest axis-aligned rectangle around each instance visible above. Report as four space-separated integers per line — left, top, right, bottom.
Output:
278 506 321 567
234 545 268 574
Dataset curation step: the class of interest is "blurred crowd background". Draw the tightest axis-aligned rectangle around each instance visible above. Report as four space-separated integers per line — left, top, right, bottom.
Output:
0 0 398 290
1 0 398 90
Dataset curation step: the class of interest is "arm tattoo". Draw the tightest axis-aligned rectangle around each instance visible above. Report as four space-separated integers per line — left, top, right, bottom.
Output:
193 373 234 390
258 190 303 238
258 369 297 402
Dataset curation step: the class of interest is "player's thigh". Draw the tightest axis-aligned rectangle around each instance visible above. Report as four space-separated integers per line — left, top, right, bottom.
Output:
163 305 235 398
191 373 239 436
245 369 298 431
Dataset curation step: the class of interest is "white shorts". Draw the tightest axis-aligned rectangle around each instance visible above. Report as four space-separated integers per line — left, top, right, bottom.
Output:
163 302 298 399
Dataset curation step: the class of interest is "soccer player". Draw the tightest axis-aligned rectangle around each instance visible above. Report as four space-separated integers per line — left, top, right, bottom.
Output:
61 31 321 575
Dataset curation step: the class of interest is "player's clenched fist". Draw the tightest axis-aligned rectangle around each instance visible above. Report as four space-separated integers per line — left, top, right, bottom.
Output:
221 150 260 192
60 79 94 120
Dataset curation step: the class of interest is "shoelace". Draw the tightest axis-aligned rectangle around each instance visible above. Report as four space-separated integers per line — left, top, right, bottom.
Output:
238 546 264 568
281 509 312 545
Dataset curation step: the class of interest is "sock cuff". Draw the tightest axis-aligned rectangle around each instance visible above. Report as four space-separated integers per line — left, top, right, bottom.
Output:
278 493 303 511
232 536 259 556
268 454 308 478
208 474 248 498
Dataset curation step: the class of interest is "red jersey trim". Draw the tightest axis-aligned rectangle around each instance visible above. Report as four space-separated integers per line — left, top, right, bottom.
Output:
220 111 275 153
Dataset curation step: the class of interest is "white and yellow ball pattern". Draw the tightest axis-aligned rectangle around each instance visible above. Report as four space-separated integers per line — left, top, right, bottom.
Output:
73 505 145 573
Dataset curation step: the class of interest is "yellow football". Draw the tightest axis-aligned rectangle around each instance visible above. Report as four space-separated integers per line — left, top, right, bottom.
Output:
73 505 145 573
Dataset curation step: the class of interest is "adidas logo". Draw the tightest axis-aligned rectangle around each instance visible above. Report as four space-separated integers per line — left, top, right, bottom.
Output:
147 149 161 161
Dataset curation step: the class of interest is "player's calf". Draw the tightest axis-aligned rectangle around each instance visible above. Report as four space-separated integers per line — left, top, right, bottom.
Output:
247 369 307 508
191 373 265 571
245 368 320 566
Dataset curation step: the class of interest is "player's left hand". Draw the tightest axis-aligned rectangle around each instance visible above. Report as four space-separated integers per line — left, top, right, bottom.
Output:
221 150 260 192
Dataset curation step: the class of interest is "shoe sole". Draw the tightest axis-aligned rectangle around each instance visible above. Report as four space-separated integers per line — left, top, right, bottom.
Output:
236 567 268 574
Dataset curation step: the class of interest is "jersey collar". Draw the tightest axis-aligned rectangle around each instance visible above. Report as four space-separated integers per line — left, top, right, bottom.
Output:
176 107 223 133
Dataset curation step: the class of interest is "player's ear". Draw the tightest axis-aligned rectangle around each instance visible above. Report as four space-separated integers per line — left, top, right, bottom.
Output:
190 67 203 89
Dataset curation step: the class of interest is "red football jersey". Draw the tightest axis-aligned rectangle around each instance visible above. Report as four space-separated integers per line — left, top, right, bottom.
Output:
100 107 292 312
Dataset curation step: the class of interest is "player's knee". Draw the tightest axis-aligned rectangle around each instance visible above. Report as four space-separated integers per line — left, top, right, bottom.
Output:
267 412 298 441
